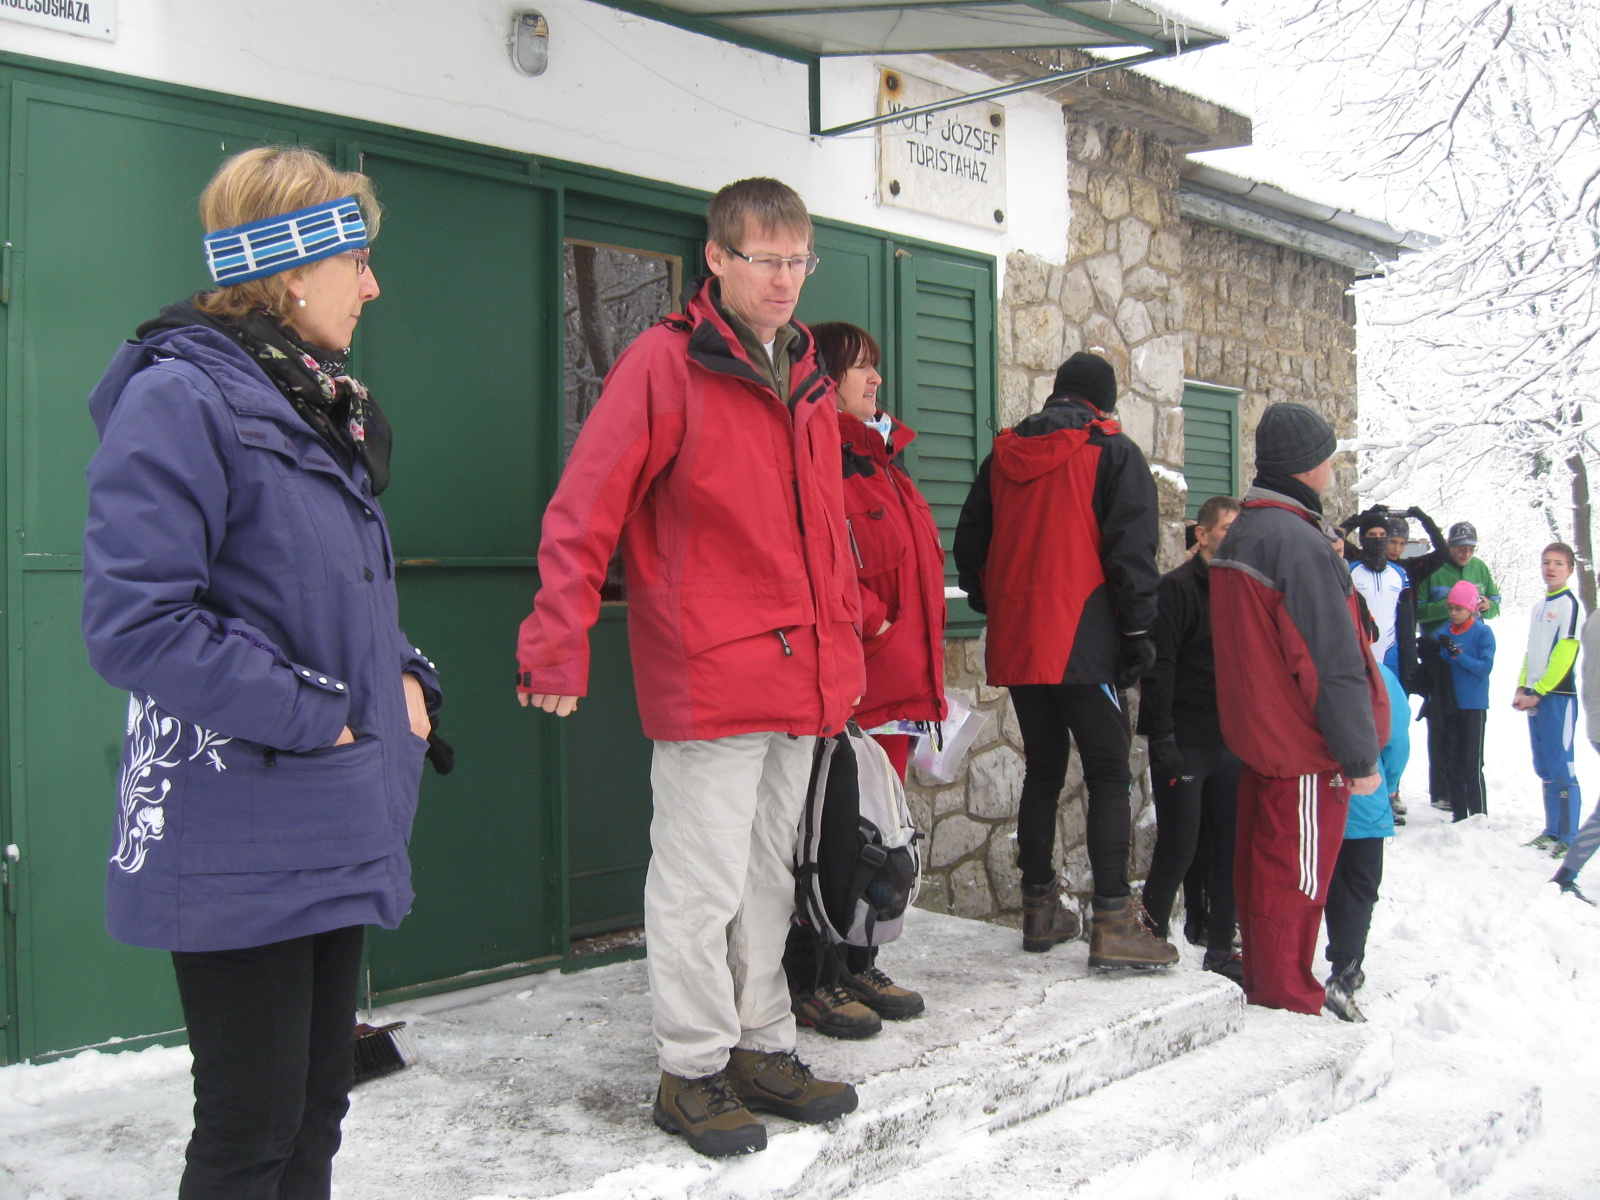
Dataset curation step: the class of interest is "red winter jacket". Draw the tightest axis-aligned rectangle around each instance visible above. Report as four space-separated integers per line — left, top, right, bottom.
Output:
515 280 865 742
838 411 948 730
1210 486 1389 780
952 398 1159 686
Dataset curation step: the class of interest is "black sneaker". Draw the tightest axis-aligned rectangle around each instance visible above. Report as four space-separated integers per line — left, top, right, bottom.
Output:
1182 919 1208 948
1323 975 1367 1023
1202 948 1244 986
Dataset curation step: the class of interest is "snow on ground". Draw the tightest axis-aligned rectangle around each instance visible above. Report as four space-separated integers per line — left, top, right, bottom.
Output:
2 616 1598 1199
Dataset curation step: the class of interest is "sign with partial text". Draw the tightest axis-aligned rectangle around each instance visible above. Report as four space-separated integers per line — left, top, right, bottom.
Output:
0 0 114 40
877 68 1007 231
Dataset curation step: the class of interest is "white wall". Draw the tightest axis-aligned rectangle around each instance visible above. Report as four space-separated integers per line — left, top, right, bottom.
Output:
0 0 1070 267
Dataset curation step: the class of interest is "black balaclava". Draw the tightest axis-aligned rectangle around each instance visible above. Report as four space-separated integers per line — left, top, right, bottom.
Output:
1360 529 1388 570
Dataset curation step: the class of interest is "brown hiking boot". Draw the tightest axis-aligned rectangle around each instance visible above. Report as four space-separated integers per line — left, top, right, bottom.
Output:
1088 896 1179 969
1021 877 1082 952
792 984 883 1039
841 965 925 1020
653 1070 767 1158
725 1048 858 1124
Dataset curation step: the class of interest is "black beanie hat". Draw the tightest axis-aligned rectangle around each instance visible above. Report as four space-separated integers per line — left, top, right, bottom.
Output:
1051 352 1118 411
1255 402 1337 477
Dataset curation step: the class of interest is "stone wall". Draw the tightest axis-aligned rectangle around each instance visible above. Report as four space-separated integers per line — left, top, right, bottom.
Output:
1181 220 1361 517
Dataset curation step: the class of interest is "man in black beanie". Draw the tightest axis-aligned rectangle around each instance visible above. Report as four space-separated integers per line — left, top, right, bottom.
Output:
1208 402 1389 1017
954 351 1174 967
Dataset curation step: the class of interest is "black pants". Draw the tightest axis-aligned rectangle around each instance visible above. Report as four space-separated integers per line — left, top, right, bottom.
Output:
1442 709 1488 821
171 925 364 1200
1324 837 1384 976
1010 682 1132 898
1144 744 1241 946
1427 706 1449 804
783 924 873 994
1182 817 1210 933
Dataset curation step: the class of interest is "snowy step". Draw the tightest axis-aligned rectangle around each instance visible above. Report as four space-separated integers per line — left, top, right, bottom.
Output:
841 1008 1391 1200
1190 1041 1543 1200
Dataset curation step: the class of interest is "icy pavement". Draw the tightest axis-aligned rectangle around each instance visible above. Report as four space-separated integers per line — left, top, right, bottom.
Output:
4 627 1600 1198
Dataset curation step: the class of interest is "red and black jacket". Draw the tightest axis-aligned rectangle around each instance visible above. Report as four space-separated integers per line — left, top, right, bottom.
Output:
838 411 948 729
952 396 1159 687
1210 485 1389 780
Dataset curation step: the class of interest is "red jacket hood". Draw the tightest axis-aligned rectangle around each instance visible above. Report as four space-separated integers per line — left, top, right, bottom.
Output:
992 424 1098 482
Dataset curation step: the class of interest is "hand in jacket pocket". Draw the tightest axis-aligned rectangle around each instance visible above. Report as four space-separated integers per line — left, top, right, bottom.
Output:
403 672 430 739
334 726 355 746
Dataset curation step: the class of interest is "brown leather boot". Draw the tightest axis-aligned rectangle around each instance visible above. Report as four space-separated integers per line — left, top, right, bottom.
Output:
1021 877 1082 952
653 1070 767 1157
1088 896 1179 969
725 1048 858 1124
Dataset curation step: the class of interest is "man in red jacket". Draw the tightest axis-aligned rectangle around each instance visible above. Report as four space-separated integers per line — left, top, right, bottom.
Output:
1209 403 1388 1016
515 179 864 1158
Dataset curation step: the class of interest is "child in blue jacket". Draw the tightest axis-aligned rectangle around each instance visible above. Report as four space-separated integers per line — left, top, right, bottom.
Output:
1323 598 1410 1022
1436 580 1496 821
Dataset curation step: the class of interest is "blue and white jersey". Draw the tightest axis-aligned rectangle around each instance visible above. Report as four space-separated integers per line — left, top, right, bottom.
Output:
1350 559 1408 664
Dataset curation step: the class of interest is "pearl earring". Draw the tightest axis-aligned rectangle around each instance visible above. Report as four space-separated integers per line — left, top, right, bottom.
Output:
297 298 307 308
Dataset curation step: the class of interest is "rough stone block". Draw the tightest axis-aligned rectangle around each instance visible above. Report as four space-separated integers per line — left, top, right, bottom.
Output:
1090 171 1131 222
1062 265 1100 324
1148 229 1183 272
985 821 1022 911
1060 842 1093 897
968 744 1025 819
1000 367 1032 428
1116 296 1154 345
914 871 952 914
1122 264 1171 300
1129 175 1163 227
1133 334 1186 404
1118 393 1155 455
1150 456 1187 517
1005 251 1051 306
1082 313 1127 369
1118 218 1153 271
1084 253 1123 313
931 813 989 867
999 694 1021 748
1158 404 1186 468
1069 207 1106 260
1013 305 1066 371
950 859 995 919
934 780 968 817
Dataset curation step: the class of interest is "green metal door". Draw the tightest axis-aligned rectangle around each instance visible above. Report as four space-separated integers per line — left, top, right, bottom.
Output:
352 145 567 999
2 80 293 1061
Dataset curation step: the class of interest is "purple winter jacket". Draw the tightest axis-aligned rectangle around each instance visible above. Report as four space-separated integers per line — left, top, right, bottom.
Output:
83 318 440 953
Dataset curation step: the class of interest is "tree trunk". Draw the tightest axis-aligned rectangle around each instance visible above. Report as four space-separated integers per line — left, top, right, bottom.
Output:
1568 451 1597 613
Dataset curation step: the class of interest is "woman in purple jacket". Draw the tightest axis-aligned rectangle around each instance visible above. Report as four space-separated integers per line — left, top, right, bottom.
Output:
82 147 443 1199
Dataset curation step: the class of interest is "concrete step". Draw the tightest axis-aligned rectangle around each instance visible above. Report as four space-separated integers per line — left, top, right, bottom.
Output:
841 1008 1392 1200
1189 1041 1542 1200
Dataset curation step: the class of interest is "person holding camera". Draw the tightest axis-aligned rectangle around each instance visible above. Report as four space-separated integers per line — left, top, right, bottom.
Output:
1434 580 1496 821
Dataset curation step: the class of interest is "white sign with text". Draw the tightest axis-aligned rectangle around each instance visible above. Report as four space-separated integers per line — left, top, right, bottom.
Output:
0 0 114 40
877 68 1006 231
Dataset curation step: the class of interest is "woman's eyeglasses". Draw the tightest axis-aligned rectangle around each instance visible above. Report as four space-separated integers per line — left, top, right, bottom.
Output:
346 247 371 274
724 245 820 277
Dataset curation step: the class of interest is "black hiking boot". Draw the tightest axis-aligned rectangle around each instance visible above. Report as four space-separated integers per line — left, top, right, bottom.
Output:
1203 947 1244 986
653 1070 767 1157
841 965 925 1020
1021 876 1082 952
1323 974 1367 1023
791 984 882 1039
1555 872 1597 906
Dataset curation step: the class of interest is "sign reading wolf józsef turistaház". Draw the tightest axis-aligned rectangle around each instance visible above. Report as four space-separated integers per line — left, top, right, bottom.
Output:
0 0 114 40
877 69 1006 231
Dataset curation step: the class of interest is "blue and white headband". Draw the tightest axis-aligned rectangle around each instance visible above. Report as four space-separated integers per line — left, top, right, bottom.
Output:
203 196 368 285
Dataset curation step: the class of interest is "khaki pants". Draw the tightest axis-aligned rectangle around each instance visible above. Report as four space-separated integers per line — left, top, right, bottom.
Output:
645 731 815 1078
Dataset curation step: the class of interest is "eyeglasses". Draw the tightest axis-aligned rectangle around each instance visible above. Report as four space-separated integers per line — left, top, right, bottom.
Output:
345 247 371 274
724 245 820 277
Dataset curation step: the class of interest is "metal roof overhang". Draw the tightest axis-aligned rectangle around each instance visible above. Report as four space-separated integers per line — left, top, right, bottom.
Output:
587 0 1229 135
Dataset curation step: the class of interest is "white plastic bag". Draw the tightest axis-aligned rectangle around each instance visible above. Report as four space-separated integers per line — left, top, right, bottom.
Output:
909 693 988 783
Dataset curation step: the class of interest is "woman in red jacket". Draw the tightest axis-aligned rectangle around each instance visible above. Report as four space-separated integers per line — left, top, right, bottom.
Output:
787 322 947 1038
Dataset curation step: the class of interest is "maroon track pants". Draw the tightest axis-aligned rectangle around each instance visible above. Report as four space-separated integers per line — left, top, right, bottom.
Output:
1235 767 1350 1015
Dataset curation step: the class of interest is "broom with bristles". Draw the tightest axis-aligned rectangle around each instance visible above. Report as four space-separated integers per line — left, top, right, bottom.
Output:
353 1020 420 1085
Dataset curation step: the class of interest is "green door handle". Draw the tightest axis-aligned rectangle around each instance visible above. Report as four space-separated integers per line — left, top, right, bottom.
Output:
0 242 11 306
2 844 16 916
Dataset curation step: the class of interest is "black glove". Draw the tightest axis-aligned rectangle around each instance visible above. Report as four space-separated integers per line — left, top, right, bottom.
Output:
426 728 455 775
1148 737 1185 786
1115 634 1157 689
1435 634 1457 657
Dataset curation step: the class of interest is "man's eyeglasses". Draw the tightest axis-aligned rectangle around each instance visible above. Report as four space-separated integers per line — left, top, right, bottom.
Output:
724 245 820 277
345 247 371 274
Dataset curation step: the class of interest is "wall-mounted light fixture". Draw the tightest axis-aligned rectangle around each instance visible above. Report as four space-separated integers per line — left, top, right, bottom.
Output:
509 11 549 76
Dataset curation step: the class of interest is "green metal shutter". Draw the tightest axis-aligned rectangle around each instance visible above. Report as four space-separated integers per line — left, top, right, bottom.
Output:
894 250 996 627
1181 383 1241 519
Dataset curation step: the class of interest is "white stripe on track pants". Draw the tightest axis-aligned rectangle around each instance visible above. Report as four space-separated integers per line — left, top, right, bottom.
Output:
645 731 816 1078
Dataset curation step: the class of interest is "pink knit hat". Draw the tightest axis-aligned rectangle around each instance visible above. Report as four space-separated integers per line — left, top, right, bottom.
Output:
1447 580 1481 610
